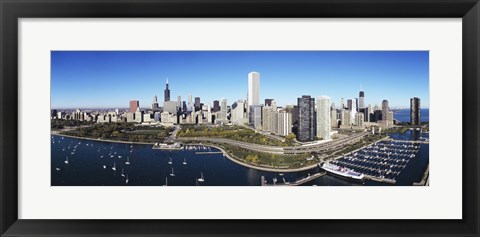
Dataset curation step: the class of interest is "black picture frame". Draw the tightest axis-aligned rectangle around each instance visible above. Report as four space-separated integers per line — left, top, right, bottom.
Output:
1 0 479 236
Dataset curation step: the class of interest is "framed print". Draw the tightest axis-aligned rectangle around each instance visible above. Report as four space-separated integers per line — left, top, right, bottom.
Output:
1 0 479 236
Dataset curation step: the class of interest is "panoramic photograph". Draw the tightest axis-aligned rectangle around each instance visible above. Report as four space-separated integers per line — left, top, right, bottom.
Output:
50 51 429 186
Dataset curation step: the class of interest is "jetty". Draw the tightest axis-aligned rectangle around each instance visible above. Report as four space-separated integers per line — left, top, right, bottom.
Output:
261 172 325 186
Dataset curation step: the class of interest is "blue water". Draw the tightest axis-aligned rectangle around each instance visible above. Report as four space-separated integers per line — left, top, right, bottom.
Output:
51 131 429 186
393 108 429 123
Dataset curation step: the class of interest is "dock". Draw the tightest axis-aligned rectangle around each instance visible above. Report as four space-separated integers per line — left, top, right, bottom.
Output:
262 172 325 186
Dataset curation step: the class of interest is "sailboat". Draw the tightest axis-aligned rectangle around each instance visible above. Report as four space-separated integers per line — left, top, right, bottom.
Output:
125 156 130 165
64 156 69 164
168 157 172 165
198 172 204 182
183 158 187 165
112 162 117 171
125 174 129 184
121 168 125 177
170 168 175 177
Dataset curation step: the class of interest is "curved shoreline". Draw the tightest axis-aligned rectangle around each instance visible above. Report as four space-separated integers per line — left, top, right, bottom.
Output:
51 133 155 145
193 143 319 173
52 133 318 173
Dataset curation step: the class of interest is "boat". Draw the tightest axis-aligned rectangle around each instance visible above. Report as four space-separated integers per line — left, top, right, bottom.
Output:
121 168 125 177
182 158 187 165
56 167 61 171
168 157 172 165
64 156 69 164
321 163 364 180
170 168 175 177
118 156 122 159
112 162 117 171
103 165 106 169
125 174 129 184
152 142 183 150
125 157 130 165
163 177 168 186
198 172 204 182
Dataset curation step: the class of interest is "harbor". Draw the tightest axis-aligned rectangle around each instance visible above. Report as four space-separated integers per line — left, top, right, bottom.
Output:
51 128 428 186
328 138 427 185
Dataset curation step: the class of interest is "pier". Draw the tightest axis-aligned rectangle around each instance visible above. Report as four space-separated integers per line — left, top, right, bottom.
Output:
261 172 326 186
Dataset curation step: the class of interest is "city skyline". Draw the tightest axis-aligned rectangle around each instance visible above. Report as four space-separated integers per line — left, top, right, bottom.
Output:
51 51 429 109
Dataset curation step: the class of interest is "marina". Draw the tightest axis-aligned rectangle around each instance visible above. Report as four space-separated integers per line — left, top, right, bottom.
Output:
51 129 428 186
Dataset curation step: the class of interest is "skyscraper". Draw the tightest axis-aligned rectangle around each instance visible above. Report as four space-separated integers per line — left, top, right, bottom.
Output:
213 100 220 112
351 98 357 124
359 91 365 108
410 97 421 125
177 96 182 110
194 97 201 111
347 99 352 111
248 72 260 106
341 97 345 109
164 78 170 102
151 95 159 110
382 100 389 126
296 95 315 142
316 96 331 140
129 100 139 113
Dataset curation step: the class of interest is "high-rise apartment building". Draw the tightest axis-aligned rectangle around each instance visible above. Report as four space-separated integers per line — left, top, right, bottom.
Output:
296 95 315 142
382 100 389 126
129 100 139 113
410 97 421 125
316 96 331 140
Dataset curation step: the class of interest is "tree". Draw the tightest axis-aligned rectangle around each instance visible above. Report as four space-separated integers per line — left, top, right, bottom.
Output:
285 134 296 145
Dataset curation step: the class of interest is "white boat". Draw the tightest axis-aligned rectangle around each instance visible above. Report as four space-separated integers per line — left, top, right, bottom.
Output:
170 168 175 177
118 155 122 159
103 165 106 169
121 168 125 177
64 156 69 164
125 174 129 184
198 172 204 182
56 167 61 171
168 157 172 165
125 157 130 165
182 158 187 165
112 162 117 171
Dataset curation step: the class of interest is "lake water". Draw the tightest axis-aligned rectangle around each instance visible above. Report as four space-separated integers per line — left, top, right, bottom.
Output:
393 108 429 123
51 131 428 186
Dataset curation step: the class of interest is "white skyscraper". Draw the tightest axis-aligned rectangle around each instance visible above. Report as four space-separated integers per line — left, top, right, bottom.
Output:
248 72 260 107
316 96 331 140
351 98 357 125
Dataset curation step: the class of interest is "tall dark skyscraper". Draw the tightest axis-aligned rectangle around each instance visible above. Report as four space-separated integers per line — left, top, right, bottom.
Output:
347 99 353 111
213 100 220 112
296 95 315 142
359 91 365 108
164 78 170 102
410 97 421 125
194 97 201 111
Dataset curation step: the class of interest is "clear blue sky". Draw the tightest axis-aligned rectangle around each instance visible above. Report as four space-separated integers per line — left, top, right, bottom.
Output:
51 51 429 109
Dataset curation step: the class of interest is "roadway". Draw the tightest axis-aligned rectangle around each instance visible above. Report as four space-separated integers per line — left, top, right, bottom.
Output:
175 131 370 155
